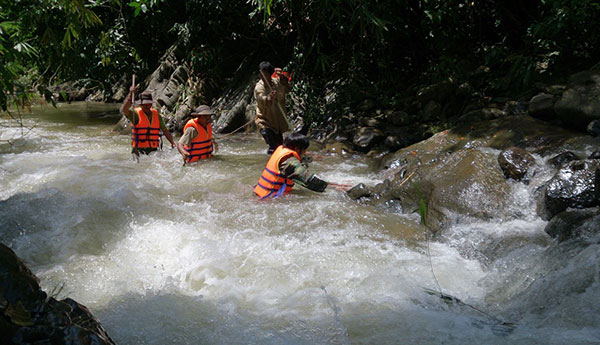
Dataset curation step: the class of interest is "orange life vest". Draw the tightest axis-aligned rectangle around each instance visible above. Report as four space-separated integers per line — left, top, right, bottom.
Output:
183 119 213 162
254 145 300 198
131 108 160 149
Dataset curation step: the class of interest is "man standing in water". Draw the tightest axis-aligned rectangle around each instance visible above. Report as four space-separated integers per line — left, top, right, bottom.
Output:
254 61 291 154
177 105 218 164
254 132 352 198
121 86 176 155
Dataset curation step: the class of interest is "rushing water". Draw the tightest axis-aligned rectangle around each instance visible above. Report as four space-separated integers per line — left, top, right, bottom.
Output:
0 103 598 344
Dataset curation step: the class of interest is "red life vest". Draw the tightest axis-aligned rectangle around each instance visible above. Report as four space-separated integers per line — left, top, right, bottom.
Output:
183 119 213 162
254 145 300 198
131 108 160 149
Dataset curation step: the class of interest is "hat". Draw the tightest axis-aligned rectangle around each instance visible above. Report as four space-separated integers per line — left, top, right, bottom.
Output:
191 105 214 116
135 92 153 105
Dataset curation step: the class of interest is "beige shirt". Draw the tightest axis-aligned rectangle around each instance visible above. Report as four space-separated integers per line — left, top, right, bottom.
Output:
254 78 290 133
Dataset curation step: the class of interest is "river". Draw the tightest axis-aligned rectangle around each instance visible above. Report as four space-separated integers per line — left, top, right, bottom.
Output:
1 103 598 344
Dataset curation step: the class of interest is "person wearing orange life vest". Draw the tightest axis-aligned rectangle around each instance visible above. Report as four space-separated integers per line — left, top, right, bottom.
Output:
120 86 176 155
254 132 352 198
177 105 218 164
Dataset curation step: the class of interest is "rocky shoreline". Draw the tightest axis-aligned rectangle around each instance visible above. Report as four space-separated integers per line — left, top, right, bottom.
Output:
0 244 114 345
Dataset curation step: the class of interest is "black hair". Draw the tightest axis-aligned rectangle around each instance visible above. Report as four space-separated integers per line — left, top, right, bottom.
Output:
259 61 275 75
284 132 309 151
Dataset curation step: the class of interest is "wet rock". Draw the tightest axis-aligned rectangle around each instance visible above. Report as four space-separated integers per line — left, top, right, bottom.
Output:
416 79 455 104
528 93 556 120
213 72 255 134
497 147 536 181
323 141 354 155
0 244 115 345
588 151 600 160
387 111 412 126
537 160 600 220
458 108 505 124
352 127 385 152
554 71 600 130
347 183 372 200
421 101 442 122
548 151 580 168
544 207 600 242
588 120 600 137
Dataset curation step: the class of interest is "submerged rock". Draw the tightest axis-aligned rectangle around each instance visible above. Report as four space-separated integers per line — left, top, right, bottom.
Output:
537 160 600 220
497 147 535 181
0 244 114 345
347 183 372 200
544 207 600 242
548 151 580 168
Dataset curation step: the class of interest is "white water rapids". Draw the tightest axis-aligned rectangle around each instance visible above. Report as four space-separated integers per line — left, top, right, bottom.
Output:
0 103 598 344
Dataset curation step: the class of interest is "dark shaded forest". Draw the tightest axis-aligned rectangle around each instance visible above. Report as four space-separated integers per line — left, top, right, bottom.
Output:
2 0 599 131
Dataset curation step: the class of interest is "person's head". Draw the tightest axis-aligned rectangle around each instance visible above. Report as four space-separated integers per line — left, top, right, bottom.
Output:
136 92 153 112
190 105 214 127
259 61 275 83
284 132 310 155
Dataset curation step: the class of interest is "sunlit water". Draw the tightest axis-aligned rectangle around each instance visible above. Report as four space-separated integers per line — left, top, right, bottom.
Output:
1 103 598 344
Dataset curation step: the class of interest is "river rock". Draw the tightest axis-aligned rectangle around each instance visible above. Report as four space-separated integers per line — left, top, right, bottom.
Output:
588 120 600 137
353 127 385 152
387 111 412 126
537 160 600 220
213 72 256 133
323 141 354 155
347 183 372 200
588 151 600 160
0 244 114 345
528 93 556 120
544 208 600 242
497 147 536 181
548 151 580 168
416 79 455 104
554 71 600 130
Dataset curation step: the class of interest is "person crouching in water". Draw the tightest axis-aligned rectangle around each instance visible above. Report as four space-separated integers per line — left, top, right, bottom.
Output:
121 88 176 155
254 132 351 198
177 105 218 164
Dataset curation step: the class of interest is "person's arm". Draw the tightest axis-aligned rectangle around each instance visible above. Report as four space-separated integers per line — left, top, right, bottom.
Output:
280 156 328 192
177 126 196 162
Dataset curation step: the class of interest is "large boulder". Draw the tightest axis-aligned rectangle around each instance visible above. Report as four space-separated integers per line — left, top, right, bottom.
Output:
588 120 600 137
537 160 600 220
0 244 114 345
213 72 257 134
544 208 600 242
528 93 556 120
376 115 597 232
554 71 600 130
352 127 385 152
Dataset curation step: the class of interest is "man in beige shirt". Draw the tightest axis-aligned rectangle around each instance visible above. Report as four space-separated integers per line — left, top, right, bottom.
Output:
254 61 291 154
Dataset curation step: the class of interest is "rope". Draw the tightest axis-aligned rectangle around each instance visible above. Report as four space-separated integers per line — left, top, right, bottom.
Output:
213 118 254 139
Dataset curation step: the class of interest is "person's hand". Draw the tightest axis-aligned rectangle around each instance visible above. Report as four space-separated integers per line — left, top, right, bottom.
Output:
268 89 277 101
213 141 219 154
181 151 190 163
129 85 138 94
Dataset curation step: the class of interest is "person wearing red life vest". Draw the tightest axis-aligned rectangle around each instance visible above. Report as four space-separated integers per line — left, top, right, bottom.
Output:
177 105 218 164
254 132 351 198
120 86 176 155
